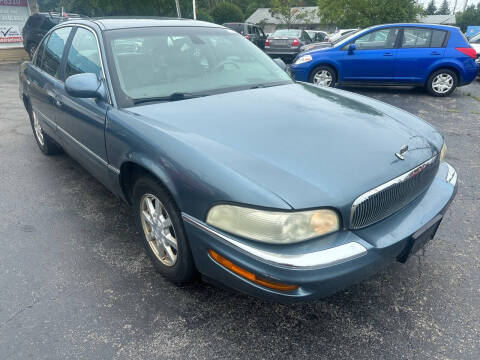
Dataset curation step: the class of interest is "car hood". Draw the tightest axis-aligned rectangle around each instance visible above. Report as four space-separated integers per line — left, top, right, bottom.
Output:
126 83 442 212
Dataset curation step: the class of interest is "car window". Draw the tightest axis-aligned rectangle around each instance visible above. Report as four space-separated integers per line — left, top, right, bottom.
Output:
41 26 72 78
431 30 447 47
402 28 432 48
353 28 399 50
104 26 292 107
65 27 102 80
470 32 480 44
273 29 301 37
304 31 312 42
34 35 48 67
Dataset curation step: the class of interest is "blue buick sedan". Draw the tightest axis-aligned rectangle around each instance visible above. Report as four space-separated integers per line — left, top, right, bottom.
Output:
19 18 457 302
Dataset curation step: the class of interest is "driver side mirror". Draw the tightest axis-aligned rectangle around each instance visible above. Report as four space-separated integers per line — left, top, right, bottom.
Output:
348 43 356 54
65 73 106 100
273 58 287 71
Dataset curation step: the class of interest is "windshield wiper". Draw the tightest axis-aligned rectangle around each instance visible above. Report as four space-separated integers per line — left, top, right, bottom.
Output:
133 92 209 105
249 82 289 90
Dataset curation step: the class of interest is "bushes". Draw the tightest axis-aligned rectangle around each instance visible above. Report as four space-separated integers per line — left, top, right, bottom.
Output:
211 3 244 24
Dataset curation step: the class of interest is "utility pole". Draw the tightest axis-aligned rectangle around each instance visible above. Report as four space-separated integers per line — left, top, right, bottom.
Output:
175 0 182 18
193 0 197 19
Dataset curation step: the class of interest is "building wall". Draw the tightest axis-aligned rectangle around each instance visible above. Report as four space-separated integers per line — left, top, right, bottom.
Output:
0 0 37 62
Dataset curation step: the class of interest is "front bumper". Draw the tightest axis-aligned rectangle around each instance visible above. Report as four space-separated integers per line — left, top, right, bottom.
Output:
183 162 457 302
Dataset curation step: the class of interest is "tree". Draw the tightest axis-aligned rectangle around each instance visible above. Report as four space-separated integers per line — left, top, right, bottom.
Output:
317 0 423 28
456 4 480 32
425 0 437 15
270 0 315 28
211 3 244 24
436 0 450 15
196 8 213 23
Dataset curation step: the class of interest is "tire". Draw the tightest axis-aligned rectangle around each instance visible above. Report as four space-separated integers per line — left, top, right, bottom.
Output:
27 104 62 155
27 42 37 60
426 69 458 97
133 175 195 283
309 65 336 87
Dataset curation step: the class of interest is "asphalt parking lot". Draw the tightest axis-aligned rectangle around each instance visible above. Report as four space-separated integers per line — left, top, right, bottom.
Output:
0 62 479 359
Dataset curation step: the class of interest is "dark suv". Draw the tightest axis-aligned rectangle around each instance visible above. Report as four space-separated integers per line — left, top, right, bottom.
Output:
223 22 267 49
22 12 83 59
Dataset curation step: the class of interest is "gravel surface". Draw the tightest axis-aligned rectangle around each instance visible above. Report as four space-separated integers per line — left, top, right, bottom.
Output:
1 63 479 359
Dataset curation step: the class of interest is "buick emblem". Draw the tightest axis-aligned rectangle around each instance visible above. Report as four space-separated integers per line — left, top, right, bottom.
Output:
395 145 409 160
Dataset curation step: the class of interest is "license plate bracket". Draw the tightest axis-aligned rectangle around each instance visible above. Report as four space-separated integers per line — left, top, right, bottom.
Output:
397 214 443 263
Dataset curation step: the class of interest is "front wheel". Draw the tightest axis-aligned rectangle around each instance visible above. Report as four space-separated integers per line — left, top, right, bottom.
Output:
133 176 196 283
28 105 62 155
309 65 336 87
426 69 458 97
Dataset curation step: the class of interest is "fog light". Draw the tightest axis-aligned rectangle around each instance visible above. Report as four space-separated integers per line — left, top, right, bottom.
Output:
208 250 298 292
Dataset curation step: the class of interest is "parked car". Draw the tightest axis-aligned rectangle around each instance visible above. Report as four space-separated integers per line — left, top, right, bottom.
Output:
324 28 358 42
300 29 362 53
305 30 328 42
19 18 457 302
223 22 267 49
468 31 480 73
290 24 478 96
265 28 312 62
22 12 84 59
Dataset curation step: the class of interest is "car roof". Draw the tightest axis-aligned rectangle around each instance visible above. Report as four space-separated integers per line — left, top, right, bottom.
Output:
368 23 458 30
89 17 222 30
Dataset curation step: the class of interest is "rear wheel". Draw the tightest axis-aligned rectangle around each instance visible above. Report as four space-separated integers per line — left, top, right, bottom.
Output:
27 105 62 155
309 65 336 87
426 69 458 97
133 175 195 283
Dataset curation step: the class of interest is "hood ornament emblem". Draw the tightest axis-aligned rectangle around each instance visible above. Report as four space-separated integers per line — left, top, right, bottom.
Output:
395 145 409 160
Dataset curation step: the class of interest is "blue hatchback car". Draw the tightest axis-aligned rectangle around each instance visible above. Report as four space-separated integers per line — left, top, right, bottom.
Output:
19 18 457 302
289 24 478 96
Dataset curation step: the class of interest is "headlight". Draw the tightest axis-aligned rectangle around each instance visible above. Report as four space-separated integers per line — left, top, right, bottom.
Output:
294 54 313 65
206 205 340 244
440 142 447 162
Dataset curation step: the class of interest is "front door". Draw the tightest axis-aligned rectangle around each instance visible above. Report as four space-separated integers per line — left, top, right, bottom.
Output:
55 26 110 183
340 27 400 82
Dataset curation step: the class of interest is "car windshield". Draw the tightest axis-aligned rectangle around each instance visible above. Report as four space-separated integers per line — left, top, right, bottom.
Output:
272 29 301 37
332 29 362 46
104 27 292 107
470 32 480 43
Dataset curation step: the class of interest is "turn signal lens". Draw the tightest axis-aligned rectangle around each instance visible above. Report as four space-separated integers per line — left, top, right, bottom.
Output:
440 142 447 162
208 250 298 292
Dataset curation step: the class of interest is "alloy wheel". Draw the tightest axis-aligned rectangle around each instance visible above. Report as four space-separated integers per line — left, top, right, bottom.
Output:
140 193 178 267
432 73 453 94
32 111 44 146
313 70 333 87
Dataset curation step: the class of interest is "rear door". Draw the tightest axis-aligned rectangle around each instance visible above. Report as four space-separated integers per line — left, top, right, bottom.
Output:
28 26 73 136
394 27 448 83
340 27 400 82
54 26 110 181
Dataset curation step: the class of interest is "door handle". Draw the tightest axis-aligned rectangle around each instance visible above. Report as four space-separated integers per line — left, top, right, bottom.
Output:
383 52 393 56
430 51 441 55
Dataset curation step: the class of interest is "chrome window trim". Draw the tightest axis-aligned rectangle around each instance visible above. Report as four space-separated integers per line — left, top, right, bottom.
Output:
33 109 120 175
350 155 439 226
182 213 367 269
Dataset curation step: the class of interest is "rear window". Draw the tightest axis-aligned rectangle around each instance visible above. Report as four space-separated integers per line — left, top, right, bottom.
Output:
224 23 244 34
401 28 447 48
273 29 301 37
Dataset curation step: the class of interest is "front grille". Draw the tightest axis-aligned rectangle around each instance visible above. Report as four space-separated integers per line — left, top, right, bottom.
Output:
350 156 440 229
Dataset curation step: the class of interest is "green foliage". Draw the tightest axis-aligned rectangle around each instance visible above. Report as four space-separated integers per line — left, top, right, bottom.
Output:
211 2 244 24
317 0 423 28
436 0 450 15
196 8 213 23
456 5 480 33
425 0 437 15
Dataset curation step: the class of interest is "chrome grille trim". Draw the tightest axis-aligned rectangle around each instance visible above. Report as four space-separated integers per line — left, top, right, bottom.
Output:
350 156 439 229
